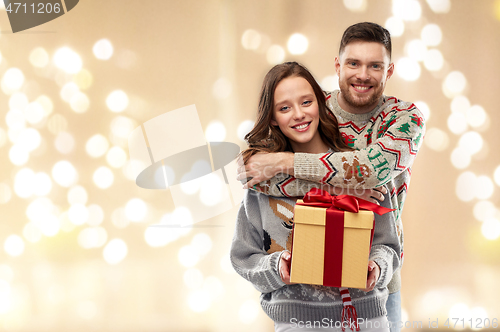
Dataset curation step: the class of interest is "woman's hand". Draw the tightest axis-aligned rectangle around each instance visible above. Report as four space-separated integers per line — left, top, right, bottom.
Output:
361 261 380 292
278 251 293 284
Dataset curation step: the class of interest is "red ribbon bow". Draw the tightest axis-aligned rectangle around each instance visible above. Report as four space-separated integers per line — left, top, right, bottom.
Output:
298 188 394 215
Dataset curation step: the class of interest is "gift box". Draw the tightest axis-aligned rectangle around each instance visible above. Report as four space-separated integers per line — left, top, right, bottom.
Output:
289 189 393 289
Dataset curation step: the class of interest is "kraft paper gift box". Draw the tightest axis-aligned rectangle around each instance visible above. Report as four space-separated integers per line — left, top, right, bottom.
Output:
289 189 393 289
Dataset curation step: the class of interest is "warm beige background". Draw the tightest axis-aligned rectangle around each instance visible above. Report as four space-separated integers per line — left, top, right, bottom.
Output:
0 0 499 331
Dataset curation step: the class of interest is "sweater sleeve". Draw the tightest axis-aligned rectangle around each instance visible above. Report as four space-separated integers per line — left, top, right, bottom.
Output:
230 191 287 293
251 174 325 198
367 191 401 288
293 102 426 190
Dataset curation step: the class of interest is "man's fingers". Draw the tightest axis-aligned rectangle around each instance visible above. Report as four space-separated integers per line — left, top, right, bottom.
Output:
236 171 249 182
371 190 384 202
374 186 388 195
243 177 260 189
236 165 245 174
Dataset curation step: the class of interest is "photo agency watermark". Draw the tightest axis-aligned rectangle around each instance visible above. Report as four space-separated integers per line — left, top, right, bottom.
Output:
289 317 500 330
3 0 79 33
128 105 243 227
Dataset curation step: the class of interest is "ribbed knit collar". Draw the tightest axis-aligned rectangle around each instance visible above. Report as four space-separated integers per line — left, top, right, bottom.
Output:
330 90 384 122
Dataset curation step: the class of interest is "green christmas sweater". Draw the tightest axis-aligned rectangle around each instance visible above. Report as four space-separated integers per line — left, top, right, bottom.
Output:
251 90 426 293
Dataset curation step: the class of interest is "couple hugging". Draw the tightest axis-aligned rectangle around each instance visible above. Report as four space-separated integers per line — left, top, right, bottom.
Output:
230 22 425 332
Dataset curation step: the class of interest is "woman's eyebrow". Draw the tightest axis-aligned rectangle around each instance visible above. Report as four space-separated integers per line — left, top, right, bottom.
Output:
274 99 289 108
275 93 314 105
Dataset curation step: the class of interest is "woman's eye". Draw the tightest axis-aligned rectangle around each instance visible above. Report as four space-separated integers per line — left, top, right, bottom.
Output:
280 106 290 111
303 100 312 106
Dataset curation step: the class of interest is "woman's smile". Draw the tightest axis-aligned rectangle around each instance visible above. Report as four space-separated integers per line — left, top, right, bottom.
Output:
291 121 311 132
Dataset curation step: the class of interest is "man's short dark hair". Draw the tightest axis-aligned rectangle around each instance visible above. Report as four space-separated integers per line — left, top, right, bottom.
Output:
339 22 392 60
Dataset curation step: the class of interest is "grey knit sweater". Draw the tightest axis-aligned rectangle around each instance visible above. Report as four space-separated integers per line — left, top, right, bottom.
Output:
230 189 401 323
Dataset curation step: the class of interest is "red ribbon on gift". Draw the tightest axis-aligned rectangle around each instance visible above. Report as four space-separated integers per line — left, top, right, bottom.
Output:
296 188 394 287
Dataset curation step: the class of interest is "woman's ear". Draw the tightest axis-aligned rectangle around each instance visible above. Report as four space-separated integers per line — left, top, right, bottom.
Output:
270 119 278 126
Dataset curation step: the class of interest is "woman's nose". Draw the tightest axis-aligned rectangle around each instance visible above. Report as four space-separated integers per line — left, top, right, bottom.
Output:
292 107 305 120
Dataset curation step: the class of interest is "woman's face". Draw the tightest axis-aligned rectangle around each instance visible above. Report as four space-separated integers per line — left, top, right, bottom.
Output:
271 76 326 153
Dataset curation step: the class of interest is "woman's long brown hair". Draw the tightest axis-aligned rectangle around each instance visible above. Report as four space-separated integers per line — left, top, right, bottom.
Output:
241 62 351 163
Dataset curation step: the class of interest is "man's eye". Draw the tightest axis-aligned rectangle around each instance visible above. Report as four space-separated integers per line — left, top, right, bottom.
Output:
349 62 357 66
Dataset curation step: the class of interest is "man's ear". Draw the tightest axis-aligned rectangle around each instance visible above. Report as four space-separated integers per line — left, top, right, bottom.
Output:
387 62 395 80
334 56 341 76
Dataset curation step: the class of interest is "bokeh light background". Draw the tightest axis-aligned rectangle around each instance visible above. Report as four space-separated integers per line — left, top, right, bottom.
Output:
1 0 500 331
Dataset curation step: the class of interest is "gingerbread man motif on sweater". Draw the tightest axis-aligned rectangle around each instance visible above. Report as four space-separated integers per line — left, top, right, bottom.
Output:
342 156 371 185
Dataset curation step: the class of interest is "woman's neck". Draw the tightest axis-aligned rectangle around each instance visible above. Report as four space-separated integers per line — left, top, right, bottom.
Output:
290 135 331 154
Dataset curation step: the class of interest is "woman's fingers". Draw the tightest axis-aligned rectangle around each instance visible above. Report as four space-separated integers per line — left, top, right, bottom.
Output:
280 251 292 284
361 261 380 292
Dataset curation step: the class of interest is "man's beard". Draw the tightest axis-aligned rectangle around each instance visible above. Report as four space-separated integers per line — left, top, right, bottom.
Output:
339 79 383 109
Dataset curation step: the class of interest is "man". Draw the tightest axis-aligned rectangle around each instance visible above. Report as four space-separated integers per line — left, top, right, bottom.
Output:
237 22 425 332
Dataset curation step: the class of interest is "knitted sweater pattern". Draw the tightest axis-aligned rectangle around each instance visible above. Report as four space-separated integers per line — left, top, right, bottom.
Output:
252 91 426 293
230 189 401 323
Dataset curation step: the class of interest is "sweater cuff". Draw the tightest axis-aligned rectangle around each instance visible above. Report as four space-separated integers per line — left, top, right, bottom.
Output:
371 256 391 289
388 269 401 293
270 251 287 289
294 153 322 182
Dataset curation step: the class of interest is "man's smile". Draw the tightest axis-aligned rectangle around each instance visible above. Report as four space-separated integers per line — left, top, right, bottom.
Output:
352 84 372 92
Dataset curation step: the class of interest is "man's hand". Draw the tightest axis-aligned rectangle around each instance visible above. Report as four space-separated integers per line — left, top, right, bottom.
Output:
236 152 387 202
361 261 380 292
278 251 293 285
236 152 294 189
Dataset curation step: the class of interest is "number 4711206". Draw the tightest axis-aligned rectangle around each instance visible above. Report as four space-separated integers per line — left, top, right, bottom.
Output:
443 318 498 329
6 2 61 14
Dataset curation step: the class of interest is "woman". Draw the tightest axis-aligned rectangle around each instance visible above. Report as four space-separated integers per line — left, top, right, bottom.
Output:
230 62 400 331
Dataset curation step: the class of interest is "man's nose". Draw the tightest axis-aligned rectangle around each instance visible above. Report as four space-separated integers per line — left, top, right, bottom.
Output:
356 66 370 81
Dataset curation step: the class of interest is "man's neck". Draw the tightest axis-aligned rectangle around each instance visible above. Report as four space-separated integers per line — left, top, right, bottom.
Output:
337 91 380 115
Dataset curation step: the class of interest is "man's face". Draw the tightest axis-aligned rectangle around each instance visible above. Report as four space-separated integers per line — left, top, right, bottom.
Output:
335 41 394 114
